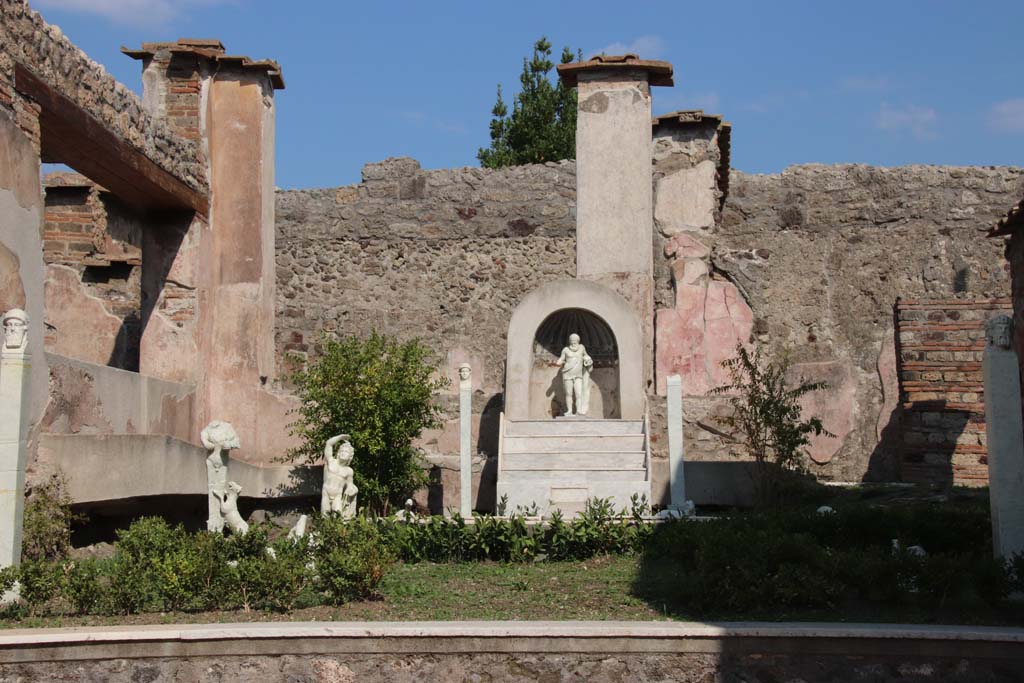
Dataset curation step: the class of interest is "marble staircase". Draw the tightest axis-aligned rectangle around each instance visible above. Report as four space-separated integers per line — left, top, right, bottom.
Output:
495 415 651 517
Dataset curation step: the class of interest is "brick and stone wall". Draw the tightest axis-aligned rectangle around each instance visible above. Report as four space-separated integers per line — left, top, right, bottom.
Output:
276 159 1023 495
42 173 143 370
0 1 204 191
895 298 1012 486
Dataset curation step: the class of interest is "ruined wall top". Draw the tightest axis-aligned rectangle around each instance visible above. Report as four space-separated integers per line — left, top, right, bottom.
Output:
0 2 207 192
122 38 285 90
557 54 674 88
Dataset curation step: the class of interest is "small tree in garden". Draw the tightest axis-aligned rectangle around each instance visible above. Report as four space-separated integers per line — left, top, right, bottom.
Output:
712 344 832 507
288 332 448 515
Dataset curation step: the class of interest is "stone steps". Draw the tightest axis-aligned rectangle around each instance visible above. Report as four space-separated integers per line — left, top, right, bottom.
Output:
503 451 646 470
498 418 650 517
496 479 650 517
504 419 643 437
503 434 645 452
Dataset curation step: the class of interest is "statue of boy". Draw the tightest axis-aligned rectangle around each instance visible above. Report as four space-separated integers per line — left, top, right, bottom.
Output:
322 434 358 518
553 333 593 416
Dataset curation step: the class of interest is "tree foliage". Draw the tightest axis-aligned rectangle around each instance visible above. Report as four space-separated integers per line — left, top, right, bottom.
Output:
477 37 580 168
287 332 448 514
712 345 832 506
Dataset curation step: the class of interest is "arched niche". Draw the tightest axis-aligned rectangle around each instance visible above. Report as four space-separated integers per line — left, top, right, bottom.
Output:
531 308 619 418
505 280 644 420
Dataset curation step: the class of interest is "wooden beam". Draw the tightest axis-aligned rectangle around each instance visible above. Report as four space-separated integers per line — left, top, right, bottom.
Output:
14 63 209 215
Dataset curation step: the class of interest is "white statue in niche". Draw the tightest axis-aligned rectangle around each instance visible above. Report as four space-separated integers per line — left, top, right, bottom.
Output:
986 315 1013 350
553 333 594 416
201 420 240 532
2 308 28 352
217 481 249 535
322 434 358 518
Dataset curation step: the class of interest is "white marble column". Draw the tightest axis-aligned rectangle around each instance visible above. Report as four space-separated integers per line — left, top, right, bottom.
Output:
458 364 472 518
666 374 687 509
983 315 1024 559
0 309 31 584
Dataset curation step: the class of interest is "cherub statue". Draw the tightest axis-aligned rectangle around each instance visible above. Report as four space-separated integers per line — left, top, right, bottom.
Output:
217 481 249 535
322 434 358 518
553 333 593 416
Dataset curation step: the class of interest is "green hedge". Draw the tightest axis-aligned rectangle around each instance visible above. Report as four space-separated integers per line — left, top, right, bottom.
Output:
637 506 1024 619
5 500 1023 621
3 515 392 617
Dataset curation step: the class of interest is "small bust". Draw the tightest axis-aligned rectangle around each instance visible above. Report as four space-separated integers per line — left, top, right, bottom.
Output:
458 363 471 387
985 315 1014 350
2 308 28 351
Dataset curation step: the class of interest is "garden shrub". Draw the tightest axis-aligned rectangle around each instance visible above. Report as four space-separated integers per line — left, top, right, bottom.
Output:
637 504 1019 619
21 472 79 562
313 515 393 604
287 332 449 515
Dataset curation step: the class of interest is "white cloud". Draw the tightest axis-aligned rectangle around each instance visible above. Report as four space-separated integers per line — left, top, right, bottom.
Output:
591 35 665 59
988 99 1024 134
874 102 938 140
399 111 467 136
838 76 891 92
34 0 231 27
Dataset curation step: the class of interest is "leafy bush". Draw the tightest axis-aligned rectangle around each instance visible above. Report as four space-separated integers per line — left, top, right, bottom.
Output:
287 332 449 514
713 345 831 506
21 472 80 562
377 496 653 564
314 515 393 604
637 504 1018 620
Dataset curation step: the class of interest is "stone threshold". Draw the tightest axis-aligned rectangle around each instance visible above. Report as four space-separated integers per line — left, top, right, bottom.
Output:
0 621 1022 663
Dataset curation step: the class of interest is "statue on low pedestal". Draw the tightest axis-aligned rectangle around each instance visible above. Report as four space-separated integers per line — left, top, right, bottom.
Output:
322 434 358 518
201 420 240 533
553 333 593 416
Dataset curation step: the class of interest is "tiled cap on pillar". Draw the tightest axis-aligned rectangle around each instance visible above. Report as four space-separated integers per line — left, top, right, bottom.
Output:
556 53 674 88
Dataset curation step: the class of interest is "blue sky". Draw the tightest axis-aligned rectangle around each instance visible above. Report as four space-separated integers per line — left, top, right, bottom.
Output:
31 0 1024 189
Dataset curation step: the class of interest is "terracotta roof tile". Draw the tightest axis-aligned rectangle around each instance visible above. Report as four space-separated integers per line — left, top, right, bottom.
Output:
557 54 673 87
122 39 284 90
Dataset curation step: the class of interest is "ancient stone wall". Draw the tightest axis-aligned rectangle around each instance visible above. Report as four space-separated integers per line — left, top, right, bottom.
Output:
0 1 204 191
895 298 1011 487
276 158 575 509
711 164 1022 482
41 173 143 370
277 158 1023 498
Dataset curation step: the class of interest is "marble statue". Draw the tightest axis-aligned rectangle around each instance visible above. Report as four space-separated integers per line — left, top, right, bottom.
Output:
218 481 249 535
288 514 309 541
322 434 358 518
458 363 472 384
553 333 593 416
201 420 240 532
2 308 28 351
986 314 1013 350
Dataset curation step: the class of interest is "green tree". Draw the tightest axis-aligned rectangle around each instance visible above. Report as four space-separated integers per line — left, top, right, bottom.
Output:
712 345 832 507
287 332 449 514
478 37 580 168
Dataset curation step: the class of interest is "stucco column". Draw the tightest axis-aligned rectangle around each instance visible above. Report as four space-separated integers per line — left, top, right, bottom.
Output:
0 312 31 581
666 373 686 508
199 66 279 458
983 315 1024 559
558 55 673 384
459 365 473 518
